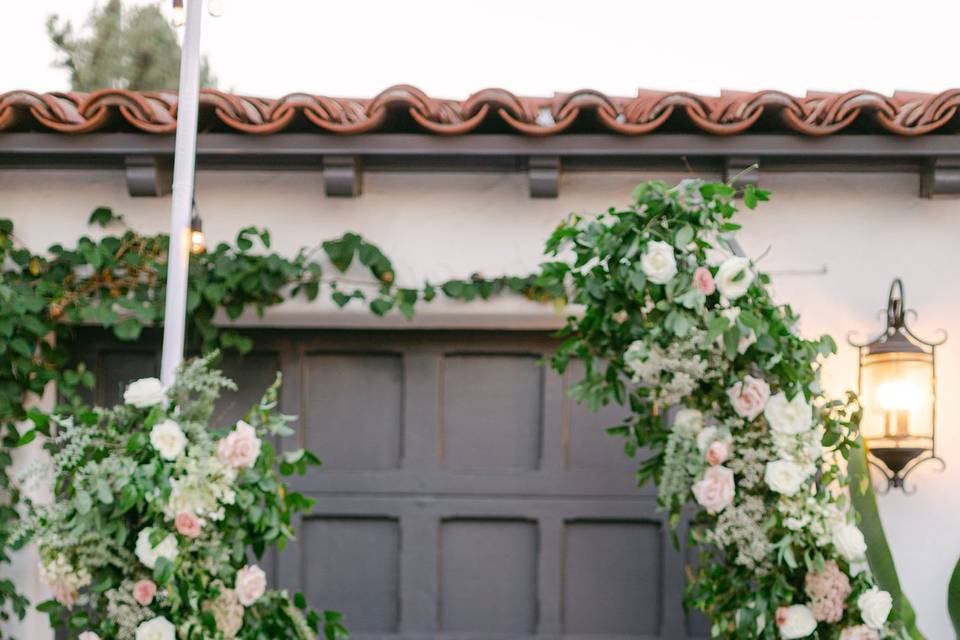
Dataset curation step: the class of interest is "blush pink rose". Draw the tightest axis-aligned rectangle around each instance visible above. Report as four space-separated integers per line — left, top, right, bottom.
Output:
705 440 730 466
217 421 262 469
692 267 716 295
133 579 157 606
727 375 770 420
175 512 202 539
691 465 735 514
52 584 79 607
235 565 267 606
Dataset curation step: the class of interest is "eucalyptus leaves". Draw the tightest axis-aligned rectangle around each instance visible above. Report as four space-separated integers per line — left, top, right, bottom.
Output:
546 180 904 639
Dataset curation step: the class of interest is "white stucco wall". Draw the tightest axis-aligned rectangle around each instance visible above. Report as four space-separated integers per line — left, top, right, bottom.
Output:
1 167 958 638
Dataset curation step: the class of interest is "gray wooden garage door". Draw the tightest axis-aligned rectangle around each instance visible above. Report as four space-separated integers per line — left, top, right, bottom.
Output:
79 330 708 640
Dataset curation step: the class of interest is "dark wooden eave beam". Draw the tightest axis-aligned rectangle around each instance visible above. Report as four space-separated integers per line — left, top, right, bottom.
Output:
4 133 960 198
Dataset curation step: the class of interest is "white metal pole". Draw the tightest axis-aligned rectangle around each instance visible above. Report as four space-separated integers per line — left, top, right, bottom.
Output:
160 0 204 386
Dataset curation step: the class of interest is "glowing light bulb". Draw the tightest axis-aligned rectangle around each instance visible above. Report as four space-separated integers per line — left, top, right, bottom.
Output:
208 0 225 16
172 0 186 26
190 216 205 255
876 379 921 412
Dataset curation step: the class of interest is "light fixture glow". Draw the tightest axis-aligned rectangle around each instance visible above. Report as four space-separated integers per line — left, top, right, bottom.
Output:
876 379 922 412
849 278 946 493
172 0 186 26
208 0 225 17
190 214 205 255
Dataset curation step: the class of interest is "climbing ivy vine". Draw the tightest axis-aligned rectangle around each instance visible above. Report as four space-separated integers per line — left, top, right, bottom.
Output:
0 207 562 635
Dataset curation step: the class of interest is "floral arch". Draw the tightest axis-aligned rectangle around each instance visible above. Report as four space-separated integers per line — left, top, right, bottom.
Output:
1 179 916 639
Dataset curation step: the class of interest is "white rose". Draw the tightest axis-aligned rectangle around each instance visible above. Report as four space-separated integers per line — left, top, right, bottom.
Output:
135 529 178 569
765 392 813 435
776 605 817 639
833 523 867 562
79 633 101 640
715 256 755 300
136 616 176 640
704 233 733 266
672 408 703 437
149 420 187 461
765 460 809 496
640 240 677 285
857 587 892 629
235 564 267 606
123 377 166 408
691 465 735 514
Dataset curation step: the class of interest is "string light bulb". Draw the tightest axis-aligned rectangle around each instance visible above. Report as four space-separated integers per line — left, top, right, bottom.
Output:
172 0 186 26
208 0 225 16
190 213 205 255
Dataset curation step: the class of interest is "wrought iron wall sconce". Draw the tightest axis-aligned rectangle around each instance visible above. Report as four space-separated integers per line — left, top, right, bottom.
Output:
848 279 946 493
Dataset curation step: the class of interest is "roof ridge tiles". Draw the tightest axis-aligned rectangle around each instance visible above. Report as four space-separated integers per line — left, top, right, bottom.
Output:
2 85 959 137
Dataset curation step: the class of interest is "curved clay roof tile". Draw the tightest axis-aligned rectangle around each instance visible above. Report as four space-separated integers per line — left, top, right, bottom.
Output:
2 86 959 137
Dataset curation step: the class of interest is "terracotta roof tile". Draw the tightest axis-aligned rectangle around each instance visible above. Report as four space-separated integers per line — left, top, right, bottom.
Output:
2 85 959 136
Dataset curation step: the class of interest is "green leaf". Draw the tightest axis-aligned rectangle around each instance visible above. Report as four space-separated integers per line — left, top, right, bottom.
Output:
112 317 143 341
849 439 925 639
949 555 960 637
87 207 118 227
153 557 175 586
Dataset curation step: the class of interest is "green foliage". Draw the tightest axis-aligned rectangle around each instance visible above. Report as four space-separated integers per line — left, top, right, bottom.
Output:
849 441 925 639
0 207 548 631
950 556 960 637
25 355 326 638
47 0 216 91
543 179 909 638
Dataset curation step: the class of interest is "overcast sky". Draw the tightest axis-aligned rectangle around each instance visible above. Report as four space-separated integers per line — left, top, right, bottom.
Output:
2 0 958 99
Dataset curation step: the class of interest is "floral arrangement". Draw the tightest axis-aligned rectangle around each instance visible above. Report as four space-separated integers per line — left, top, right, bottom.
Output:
545 179 905 639
18 355 346 640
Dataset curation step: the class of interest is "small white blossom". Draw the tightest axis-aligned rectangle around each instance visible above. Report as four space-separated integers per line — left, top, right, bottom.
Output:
123 378 166 408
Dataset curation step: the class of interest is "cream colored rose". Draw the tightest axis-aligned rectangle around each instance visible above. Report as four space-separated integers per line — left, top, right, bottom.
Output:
857 587 892 629
217 421 262 469
235 564 267 606
727 375 770 420
149 420 187 461
832 523 867 562
775 605 817 639
135 616 176 640
79 633 101 640
640 241 677 285
135 529 178 569
692 465 735 514
715 256 755 300
765 392 813 435
765 459 809 496
204 587 245 639
611 310 629 325
123 377 166 408
673 408 703 437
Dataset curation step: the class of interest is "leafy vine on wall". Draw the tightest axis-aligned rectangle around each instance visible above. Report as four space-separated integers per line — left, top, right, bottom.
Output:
0 208 563 637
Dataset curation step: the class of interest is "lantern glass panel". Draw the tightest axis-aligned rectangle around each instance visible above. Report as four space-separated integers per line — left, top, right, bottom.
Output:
860 350 934 450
